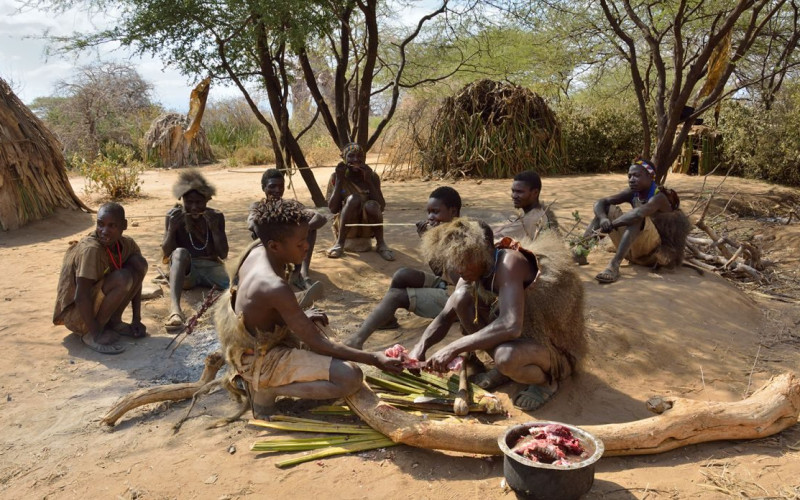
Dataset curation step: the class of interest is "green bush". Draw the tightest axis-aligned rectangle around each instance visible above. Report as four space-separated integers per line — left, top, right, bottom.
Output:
558 103 644 173
719 95 800 187
77 143 145 199
204 98 269 154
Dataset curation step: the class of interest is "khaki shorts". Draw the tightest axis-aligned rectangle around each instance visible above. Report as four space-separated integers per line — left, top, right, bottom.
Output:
607 205 661 265
60 281 105 335
171 257 230 290
242 346 333 389
407 272 449 319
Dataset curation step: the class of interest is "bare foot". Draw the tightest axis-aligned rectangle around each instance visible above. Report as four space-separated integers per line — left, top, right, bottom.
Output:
96 328 120 345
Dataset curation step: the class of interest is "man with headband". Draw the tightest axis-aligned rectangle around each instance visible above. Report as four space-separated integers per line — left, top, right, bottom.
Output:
577 158 688 283
162 169 230 330
325 143 395 261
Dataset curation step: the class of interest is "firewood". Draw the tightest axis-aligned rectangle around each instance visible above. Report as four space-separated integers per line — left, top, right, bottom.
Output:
346 372 800 457
101 352 225 427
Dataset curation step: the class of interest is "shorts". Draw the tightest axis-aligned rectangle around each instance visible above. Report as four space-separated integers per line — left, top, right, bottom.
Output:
242 346 333 389
60 281 105 335
407 272 449 319
173 257 230 290
607 205 661 265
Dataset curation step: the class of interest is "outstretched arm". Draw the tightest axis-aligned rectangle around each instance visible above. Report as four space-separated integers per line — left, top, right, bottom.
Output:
425 253 530 372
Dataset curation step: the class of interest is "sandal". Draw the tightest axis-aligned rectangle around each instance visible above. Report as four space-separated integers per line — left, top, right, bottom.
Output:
164 312 186 332
513 382 558 412
595 266 620 284
326 245 344 259
297 281 324 309
376 245 395 261
469 368 510 390
81 334 126 355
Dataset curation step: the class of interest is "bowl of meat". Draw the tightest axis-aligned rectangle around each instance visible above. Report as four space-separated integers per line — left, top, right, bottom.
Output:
497 421 604 500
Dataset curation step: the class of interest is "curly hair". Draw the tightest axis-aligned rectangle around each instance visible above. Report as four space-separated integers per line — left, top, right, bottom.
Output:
421 217 493 278
250 198 311 243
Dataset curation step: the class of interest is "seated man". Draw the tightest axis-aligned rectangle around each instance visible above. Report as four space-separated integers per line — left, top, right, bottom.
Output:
252 168 328 291
214 198 402 416
162 170 230 330
578 159 690 283
326 143 394 261
409 218 586 412
53 202 148 354
344 186 462 349
494 170 559 241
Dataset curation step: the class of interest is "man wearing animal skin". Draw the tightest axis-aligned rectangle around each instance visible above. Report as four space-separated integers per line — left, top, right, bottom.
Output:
162 170 229 330
577 158 688 283
494 170 559 241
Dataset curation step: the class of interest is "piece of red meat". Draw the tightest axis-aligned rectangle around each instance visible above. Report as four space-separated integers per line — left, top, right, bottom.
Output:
383 344 464 372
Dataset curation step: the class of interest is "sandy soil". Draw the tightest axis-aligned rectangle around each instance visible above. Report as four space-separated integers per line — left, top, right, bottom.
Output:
1 162 799 499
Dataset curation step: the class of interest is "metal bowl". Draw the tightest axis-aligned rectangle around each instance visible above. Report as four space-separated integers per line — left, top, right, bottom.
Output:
498 421 604 500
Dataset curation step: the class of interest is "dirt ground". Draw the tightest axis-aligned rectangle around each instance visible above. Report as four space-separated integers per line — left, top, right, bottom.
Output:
1 162 799 499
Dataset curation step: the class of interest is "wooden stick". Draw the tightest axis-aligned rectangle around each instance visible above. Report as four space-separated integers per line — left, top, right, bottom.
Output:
453 363 470 416
101 352 225 427
344 223 419 227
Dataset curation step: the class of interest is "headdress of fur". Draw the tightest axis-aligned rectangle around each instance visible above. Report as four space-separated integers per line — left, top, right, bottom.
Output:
172 169 216 200
421 217 493 279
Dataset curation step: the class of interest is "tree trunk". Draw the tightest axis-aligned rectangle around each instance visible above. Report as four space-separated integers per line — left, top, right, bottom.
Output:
346 372 800 457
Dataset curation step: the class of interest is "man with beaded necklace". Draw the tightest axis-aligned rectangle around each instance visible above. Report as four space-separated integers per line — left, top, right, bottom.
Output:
162 170 230 331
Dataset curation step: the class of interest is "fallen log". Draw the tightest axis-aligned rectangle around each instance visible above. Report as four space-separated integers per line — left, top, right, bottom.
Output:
346 372 800 457
101 352 225 427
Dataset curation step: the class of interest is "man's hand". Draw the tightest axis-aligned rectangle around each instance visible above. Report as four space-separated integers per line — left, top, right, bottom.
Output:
203 210 222 228
599 217 614 233
415 220 430 236
373 352 404 373
334 163 347 182
426 347 457 373
306 308 329 326
167 210 185 233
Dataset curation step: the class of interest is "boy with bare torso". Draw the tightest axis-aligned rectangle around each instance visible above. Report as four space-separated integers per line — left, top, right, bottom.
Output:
215 198 402 416
53 202 148 354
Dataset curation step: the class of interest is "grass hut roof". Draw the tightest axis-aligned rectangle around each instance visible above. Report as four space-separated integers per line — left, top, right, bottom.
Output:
421 79 567 178
0 78 91 230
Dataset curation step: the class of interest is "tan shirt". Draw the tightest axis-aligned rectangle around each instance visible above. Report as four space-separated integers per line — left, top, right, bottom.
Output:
53 233 141 323
494 207 554 241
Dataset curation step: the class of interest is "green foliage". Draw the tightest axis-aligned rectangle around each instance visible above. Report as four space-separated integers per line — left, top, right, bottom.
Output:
203 98 270 155
77 143 145 199
558 102 644 173
719 90 800 187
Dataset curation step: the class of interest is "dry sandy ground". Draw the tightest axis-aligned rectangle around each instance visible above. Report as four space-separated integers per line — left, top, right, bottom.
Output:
1 162 799 499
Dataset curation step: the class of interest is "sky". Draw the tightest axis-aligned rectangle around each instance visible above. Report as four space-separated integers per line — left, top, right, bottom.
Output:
0 0 441 112
0 0 240 112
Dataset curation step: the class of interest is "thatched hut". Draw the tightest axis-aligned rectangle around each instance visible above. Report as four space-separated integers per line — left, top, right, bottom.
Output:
671 124 722 176
0 78 91 231
420 79 567 178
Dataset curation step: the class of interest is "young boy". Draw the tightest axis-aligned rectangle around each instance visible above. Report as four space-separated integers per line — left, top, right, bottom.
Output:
409 218 586 412
344 186 462 349
494 170 558 241
326 143 394 261
579 159 687 283
162 170 230 330
53 202 148 354
254 168 328 290
215 198 402 416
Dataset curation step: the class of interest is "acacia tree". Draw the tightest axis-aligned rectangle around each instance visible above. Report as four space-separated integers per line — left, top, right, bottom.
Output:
505 0 800 182
41 0 478 205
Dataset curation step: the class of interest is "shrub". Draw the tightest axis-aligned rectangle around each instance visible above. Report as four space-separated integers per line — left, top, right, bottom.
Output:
232 146 275 166
558 103 644 173
77 143 145 199
719 94 800 187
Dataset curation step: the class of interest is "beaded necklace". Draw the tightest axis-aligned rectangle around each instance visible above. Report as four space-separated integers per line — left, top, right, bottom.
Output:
188 221 209 251
106 241 123 270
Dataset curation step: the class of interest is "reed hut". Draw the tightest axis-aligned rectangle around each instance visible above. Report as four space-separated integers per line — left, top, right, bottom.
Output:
420 79 567 178
0 78 91 230
671 124 722 176
144 113 214 168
